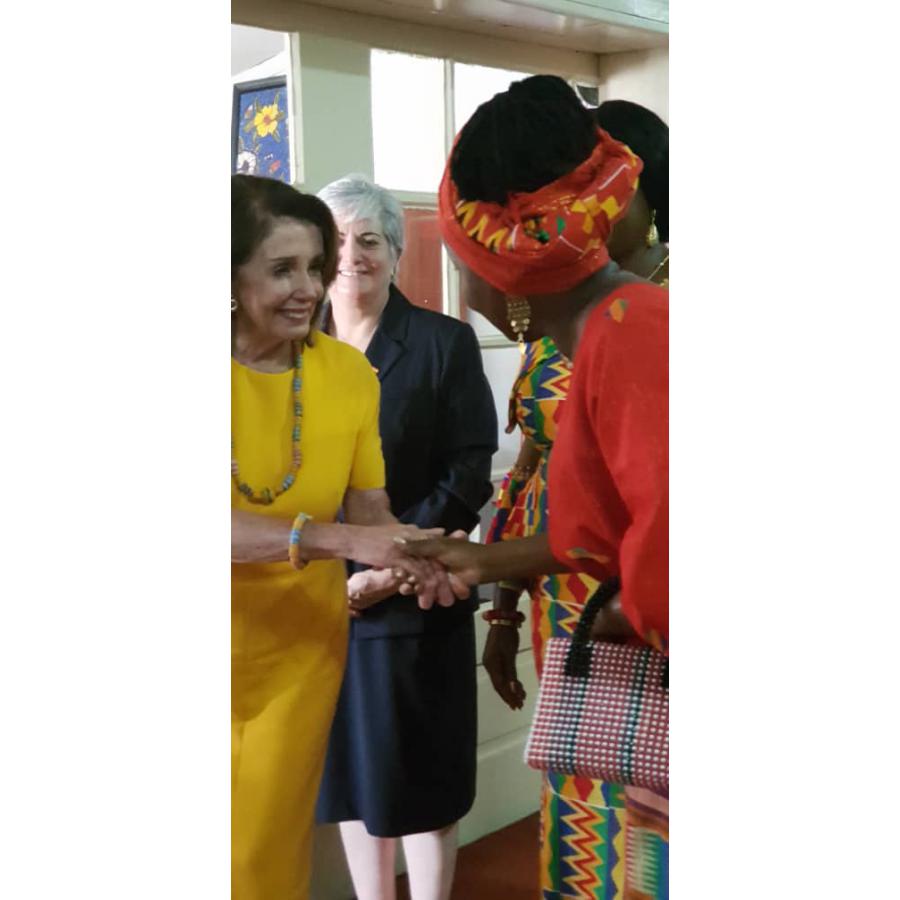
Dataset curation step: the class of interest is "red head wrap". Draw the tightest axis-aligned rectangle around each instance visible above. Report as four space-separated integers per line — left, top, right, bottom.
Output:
438 128 642 295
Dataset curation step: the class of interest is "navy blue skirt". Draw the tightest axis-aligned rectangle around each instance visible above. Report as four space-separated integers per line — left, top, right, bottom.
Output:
315 614 477 837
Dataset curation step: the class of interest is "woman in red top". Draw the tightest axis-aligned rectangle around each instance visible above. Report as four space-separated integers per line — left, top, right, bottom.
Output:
408 75 668 898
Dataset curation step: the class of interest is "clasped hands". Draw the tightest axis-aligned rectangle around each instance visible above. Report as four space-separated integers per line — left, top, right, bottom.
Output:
347 528 473 617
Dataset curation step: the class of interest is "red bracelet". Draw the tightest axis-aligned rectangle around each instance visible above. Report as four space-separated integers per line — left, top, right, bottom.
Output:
481 608 526 627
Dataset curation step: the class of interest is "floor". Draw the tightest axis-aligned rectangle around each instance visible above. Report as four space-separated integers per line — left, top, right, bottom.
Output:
395 813 540 900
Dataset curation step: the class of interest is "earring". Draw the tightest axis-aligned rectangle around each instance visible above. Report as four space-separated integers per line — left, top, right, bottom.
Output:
231 297 238 312
646 210 660 248
506 295 531 350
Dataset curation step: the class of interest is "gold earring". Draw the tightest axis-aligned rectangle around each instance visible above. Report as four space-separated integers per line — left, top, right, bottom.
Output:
506 295 531 349
231 297 238 312
646 210 660 248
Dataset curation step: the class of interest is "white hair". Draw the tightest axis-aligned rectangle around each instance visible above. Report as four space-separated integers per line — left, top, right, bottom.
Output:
317 174 405 263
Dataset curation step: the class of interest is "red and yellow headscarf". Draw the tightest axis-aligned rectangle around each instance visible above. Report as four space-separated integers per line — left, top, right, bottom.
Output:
438 128 642 295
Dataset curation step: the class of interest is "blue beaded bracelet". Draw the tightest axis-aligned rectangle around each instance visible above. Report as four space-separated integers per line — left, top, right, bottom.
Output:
288 512 312 570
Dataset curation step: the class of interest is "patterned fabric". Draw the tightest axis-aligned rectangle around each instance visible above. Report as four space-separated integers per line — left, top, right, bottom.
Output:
486 335 667 898
438 128 642 295
526 640 669 793
623 788 669 900
507 336 571 451
541 774 626 900
548 283 669 653
485 337 571 545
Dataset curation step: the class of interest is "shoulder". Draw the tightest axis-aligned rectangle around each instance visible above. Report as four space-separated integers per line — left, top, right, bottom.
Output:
582 281 667 353
404 302 477 347
308 330 378 387
569 282 667 399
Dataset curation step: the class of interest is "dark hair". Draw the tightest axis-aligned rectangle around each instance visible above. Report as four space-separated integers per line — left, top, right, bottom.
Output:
231 174 339 285
450 75 597 204
594 100 669 243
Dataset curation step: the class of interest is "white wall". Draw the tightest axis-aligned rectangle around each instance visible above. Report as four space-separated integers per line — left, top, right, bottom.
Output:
231 23 285 75
596 46 669 120
293 33 374 192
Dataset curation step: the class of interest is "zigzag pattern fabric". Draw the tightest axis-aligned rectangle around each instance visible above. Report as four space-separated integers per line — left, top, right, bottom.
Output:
541 774 627 899
488 338 638 898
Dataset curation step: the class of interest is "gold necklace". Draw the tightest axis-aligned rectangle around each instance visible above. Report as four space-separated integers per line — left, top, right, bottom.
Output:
648 252 669 286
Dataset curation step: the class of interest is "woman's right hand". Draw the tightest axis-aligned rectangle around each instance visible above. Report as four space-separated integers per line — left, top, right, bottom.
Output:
483 624 526 710
346 523 445 569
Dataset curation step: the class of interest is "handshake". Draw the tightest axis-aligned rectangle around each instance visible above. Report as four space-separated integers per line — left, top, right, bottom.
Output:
344 525 484 617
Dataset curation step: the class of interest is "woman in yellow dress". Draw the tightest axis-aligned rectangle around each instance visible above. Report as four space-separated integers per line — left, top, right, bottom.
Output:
231 175 456 900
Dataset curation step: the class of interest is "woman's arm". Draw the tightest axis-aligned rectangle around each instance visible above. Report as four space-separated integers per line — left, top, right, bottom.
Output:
510 437 541 478
484 434 541 551
403 532 570 586
343 487 395 527
231 509 293 563
231 507 442 573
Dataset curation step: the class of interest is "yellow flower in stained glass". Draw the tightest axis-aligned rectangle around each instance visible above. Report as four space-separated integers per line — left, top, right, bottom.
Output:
252 102 281 138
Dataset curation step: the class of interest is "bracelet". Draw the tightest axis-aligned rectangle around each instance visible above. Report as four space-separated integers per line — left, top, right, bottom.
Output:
482 608 526 628
508 465 536 481
288 512 313 570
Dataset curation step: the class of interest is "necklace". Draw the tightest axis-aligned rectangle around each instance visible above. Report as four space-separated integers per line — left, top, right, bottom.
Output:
648 252 670 286
231 342 303 505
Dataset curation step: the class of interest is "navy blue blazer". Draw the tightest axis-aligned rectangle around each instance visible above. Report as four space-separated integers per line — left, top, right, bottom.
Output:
325 286 498 638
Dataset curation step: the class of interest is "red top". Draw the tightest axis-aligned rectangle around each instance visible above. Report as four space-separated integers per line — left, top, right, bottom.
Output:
548 282 668 652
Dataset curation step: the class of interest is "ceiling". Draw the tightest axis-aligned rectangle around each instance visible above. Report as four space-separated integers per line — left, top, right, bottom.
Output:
232 0 668 55
232 24 286 75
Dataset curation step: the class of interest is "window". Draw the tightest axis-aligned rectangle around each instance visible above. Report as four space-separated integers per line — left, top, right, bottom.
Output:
368 53 541 472
452 62 530 141
371 50 445 194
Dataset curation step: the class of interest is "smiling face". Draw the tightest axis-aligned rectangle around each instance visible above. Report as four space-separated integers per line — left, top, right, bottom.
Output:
232 217 326 346
330 217 396 308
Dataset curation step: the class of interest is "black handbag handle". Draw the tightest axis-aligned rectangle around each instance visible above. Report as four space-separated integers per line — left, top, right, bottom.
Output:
564 576 621 678
564 577 669 689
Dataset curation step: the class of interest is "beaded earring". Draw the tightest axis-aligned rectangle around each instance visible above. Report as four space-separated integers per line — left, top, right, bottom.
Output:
506 295 532 350
231 297 238 312
646 210 660 248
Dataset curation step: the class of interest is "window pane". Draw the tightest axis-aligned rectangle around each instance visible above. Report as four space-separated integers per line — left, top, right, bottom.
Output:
396 208 443 313
452 62 530 143
452 62 529 340
372 50 445 193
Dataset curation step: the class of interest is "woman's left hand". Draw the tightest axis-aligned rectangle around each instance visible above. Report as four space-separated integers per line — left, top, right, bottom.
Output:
588 593 637 643
347 569 402 617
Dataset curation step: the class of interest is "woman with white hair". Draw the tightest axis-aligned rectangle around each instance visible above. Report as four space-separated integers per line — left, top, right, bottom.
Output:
314 175 498 900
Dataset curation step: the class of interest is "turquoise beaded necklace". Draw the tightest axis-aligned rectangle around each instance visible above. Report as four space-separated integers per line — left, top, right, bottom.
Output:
231 342 303 505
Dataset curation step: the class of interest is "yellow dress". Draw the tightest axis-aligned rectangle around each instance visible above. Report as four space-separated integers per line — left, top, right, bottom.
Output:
231 333 385 900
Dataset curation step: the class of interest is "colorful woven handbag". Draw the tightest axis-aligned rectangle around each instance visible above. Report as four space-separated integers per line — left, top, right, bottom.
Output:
524 578 669 792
